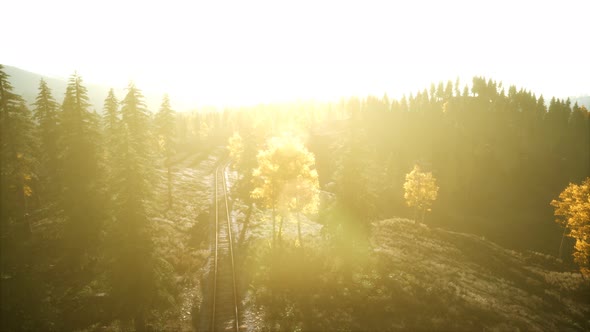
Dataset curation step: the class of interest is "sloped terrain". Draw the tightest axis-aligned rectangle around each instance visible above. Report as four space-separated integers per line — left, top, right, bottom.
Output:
368 218 590 331
238 216 590 331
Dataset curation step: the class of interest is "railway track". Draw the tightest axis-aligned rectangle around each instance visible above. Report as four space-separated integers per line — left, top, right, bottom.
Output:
209 162 240 331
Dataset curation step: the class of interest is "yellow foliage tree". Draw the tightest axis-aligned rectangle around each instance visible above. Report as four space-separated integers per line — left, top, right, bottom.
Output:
227 132 244 168
404 164 439 223
251 133 319 247
551 177 590 278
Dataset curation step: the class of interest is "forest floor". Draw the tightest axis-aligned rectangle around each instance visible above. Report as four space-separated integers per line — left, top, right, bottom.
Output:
366 218 590 331
150 148 589 331
230 199 590 331
146 148 222 331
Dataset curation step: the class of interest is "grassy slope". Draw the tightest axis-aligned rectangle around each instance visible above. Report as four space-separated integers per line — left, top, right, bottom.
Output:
368 218 589 331
236 190 589 330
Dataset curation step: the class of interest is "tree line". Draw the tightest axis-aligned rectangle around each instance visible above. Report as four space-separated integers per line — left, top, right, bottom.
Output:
309 77 589 258
0 65 180 330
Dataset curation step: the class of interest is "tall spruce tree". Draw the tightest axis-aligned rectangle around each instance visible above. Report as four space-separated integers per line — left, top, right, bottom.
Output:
0 65 42 331
110 83 166 330
0 65 36 231
59 72 104 264
102 88 119 163
32 78 60 199
155 94 175 209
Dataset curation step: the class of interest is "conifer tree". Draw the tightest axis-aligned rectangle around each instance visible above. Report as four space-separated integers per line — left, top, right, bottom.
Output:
32 78 60 199
155 94 176 209
0 65 37 231
59 72 104 263
110 83 168 330
334 114 377 224
102 88 119 163
0 65 42 331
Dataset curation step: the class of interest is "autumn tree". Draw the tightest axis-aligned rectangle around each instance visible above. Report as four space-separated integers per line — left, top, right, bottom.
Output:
251 133 319 247
551 178 590 277
228 129 263 245
227 132 244 168
155 94 176 209
404 164 439 223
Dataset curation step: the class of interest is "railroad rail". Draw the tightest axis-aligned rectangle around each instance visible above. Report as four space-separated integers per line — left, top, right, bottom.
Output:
210 162 240 331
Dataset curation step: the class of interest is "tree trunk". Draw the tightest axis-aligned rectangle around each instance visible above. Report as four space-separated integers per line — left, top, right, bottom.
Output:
302 292 313 332
238 202 253 246
167 164 172 210
559 225 568 260
272 206 276 248
278 213 284 246
297 213 303 249
134 310 145 332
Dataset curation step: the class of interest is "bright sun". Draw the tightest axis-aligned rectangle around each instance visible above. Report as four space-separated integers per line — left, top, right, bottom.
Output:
2 0 589 108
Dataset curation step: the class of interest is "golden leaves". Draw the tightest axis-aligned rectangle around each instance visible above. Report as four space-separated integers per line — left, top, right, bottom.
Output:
227 132 244 167
15 151 34 198
403 164 439 210
250 132 319 215
551 178 590 277
24 185 33 197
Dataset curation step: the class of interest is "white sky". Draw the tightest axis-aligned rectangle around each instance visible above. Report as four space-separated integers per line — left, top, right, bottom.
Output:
2 0 589 108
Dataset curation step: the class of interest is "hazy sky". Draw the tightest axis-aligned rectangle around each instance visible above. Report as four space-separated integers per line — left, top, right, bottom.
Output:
3 0 589 107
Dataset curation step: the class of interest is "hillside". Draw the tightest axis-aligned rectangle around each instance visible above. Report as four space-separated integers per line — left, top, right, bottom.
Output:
242 214 590 331
366 218 590 331
239 214 589 331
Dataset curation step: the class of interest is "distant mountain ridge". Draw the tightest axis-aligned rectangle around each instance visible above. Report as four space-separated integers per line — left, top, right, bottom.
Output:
3 65 163 112
4 65 589 112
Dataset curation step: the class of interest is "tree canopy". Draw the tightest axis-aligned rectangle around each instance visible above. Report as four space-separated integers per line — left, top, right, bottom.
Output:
251 133 319 246
551 178 590 277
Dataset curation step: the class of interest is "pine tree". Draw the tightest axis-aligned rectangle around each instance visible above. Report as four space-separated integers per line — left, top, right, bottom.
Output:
32 78 60 199
155 94 176 209
0 65 37 232
334 111 377 224
0 64 42 331
110 83 168 330
102 88 119 163
59 72 104 264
